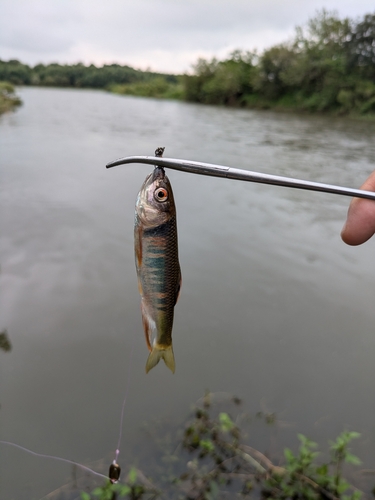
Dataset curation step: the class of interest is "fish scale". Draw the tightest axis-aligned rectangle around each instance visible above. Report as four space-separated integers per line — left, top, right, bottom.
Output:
144 223 178 320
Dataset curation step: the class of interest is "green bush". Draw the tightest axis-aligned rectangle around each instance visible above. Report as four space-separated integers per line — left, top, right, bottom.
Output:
81 393 369 499
110 77 184 100
0 81 22 114
183 10 375 116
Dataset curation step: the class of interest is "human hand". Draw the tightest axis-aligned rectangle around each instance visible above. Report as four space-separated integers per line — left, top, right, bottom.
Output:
341 170 375 245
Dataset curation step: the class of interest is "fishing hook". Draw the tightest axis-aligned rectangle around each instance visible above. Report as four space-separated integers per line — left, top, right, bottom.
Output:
106 155 375 201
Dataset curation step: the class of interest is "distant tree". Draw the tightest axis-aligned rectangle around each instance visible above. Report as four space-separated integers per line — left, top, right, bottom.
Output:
0 59 32 85
254 44 296 100
294 9 352 51
0 60 178 90
281 10 353 110
184 57 218 102
184 51 255 105
346 13 375 78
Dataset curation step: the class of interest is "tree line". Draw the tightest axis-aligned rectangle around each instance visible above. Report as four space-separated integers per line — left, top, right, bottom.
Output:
0 60 178 89
1 10 374 115
184 10 375 114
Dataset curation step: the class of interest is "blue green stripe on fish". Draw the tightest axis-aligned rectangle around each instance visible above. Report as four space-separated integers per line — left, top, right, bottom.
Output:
134 166 181 373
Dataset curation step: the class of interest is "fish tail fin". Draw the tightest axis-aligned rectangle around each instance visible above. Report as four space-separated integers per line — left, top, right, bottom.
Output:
145 344 175 374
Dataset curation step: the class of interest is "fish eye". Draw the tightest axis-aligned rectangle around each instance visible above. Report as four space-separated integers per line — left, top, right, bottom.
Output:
154 188 168 202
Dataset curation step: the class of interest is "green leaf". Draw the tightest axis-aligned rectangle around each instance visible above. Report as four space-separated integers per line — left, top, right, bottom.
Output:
284 448 296 463
80 493 91 500
91 487 103 497
316 463 328 475
347 431 361 440
337 479 350 494
119 485 131 495
128 466 137 484
345 452 362 465
219 412 234 432
200 439 215 452
297 434 317 448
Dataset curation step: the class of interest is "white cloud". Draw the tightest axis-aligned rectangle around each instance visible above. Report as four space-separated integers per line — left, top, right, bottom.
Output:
1 0 374 72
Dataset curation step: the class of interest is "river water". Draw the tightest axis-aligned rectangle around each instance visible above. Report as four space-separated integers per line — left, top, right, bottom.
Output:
1 87 375 498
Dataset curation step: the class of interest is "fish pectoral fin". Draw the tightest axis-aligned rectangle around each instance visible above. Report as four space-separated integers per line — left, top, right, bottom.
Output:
134 224 143 269
145 344 175 374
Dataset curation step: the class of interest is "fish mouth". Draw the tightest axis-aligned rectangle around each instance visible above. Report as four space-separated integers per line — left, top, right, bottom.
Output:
151 166 165 182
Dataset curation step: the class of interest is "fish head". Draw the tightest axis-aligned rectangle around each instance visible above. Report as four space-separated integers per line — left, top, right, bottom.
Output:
135 167 176 227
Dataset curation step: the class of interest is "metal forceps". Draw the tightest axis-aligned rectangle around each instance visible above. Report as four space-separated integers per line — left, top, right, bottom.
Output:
106 155 375 201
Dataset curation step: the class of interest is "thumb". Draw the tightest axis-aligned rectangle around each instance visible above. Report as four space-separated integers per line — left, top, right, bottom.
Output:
341 170 375 245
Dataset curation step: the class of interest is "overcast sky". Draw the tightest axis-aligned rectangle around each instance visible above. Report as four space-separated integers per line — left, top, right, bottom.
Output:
1 0 374 73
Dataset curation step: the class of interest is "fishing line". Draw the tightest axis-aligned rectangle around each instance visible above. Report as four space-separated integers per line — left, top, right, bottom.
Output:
110 327 137 482
115 329 136 460
0 328 137 487
0 440 107 480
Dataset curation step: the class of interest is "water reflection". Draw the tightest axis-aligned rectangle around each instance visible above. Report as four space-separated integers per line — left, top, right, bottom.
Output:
0 329 11 352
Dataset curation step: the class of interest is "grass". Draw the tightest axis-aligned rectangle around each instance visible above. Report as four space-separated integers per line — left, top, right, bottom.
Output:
109 77 184 100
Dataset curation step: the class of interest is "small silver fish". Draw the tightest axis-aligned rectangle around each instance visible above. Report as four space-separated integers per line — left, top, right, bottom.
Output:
134 166 181 373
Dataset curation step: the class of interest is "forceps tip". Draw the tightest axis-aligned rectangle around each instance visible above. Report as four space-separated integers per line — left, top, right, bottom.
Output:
106 157 132 169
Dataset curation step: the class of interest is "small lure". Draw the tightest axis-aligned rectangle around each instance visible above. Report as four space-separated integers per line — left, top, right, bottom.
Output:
109 461 121 483
134 149 181 373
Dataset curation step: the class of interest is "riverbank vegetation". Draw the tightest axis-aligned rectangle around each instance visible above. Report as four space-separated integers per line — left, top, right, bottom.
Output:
77 392 372 499
109 77 184 100
184 10 375 116
0 58 179 91
0 81 22 114
1 10 374 116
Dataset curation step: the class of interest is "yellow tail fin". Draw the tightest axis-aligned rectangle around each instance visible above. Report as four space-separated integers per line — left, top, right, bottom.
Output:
145 344 175 374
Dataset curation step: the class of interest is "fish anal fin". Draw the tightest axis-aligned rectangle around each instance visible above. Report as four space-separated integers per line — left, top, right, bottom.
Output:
174 270 182 305
137 278 143 296
141 300 153 351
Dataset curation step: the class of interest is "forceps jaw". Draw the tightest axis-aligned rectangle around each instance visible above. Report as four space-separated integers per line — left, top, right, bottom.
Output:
106 155 375 201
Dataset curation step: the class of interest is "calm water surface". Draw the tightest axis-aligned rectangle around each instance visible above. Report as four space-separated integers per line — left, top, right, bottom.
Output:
1 87 375 498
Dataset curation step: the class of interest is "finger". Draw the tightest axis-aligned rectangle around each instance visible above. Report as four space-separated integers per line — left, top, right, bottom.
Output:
341 171 375 245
